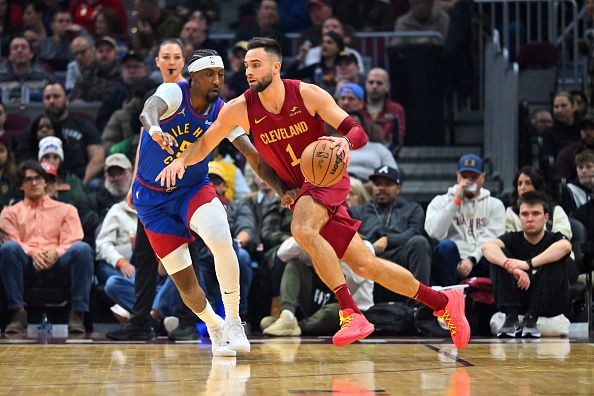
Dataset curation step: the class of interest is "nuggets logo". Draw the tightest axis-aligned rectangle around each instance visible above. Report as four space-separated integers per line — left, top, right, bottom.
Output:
289 106 301 117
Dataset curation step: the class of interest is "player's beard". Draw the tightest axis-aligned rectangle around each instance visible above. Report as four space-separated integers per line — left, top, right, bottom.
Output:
205 89 220 104
251 72 273 92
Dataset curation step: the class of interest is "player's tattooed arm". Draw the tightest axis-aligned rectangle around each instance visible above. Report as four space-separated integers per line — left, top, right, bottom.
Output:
140 96 178 154
232 134 290 198
139 96 168 131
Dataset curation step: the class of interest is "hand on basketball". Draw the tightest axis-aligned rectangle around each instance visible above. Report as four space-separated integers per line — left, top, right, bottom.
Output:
317 136 351 165
512 268 530 290
151 131 178 155
155 157 186 188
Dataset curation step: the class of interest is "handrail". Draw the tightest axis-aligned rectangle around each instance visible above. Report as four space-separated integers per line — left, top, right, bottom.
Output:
210 31 444 68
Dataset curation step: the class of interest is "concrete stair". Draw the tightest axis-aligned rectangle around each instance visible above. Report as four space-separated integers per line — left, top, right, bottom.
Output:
397 145 501 206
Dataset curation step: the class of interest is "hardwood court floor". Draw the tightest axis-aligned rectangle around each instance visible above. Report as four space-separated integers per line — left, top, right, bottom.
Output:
0 337 592 395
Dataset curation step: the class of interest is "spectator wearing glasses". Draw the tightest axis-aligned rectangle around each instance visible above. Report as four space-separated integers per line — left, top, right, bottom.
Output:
0 160 94 334
65 35 95 92
70 36 120 102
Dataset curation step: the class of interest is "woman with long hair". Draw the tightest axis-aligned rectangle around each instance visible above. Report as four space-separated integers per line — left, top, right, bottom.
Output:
0 135 18 208
16 114 64 163
507 165 570 237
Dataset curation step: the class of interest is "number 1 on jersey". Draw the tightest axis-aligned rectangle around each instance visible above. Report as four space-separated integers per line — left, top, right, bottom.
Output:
286 143 301 166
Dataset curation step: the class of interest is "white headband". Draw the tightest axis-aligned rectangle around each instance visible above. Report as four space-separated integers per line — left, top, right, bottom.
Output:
188 55 224 73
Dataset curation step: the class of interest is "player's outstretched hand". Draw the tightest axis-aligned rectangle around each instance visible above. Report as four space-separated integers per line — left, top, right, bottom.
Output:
152 131 179 155
318 136 351 165
155 157 186 188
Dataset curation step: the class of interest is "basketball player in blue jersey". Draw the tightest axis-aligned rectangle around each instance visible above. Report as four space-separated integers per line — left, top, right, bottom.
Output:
136 49 290 356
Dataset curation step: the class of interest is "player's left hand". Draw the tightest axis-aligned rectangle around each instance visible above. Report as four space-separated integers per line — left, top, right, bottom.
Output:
281 188 299 208
155 157 186 188
318 136 351 165
152 131 178 155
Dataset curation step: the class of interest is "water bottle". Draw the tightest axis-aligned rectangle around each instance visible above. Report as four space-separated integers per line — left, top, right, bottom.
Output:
39 313 52 337
1 84 8 103
20 83 30 104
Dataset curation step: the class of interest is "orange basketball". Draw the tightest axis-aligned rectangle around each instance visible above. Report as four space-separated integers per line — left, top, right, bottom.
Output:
300 140 347 187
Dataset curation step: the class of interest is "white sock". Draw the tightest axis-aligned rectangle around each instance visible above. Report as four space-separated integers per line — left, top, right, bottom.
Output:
195 302 223 330
189 198 241 321
221 287 241 321
282 310 295 320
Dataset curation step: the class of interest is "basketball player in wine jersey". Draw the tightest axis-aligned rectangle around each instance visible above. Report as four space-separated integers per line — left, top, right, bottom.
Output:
157 38 470 349
137 49 290 356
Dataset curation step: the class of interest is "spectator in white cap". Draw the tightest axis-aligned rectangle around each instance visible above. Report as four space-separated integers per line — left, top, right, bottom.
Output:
38 136 64 162
38 136 99 246
90 153 133 223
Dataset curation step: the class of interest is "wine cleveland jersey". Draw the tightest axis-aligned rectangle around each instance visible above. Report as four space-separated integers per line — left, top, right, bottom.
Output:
244 79 326 189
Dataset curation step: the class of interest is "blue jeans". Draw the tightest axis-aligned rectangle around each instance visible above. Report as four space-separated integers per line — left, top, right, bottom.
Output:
432 240 489 286
96 260 121 285
104 273 180 317
0 240 94 311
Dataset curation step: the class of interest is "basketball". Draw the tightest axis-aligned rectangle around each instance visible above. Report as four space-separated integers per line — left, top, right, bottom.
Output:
300 140 347 187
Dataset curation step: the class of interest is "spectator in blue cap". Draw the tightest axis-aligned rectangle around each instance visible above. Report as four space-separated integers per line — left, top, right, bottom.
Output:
336 82 365 112
424 154 505 286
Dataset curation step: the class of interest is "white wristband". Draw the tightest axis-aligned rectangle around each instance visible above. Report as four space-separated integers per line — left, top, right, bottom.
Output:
148 126 162 137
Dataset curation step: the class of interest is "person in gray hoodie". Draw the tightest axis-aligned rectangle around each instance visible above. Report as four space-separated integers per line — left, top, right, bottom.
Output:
425 154 505 286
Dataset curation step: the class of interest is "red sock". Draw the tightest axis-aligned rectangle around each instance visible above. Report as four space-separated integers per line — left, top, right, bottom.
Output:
333 284 362 314
413 283 448 311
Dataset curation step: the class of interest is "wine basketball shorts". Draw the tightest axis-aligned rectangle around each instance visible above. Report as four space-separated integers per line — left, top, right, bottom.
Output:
295 174 361 258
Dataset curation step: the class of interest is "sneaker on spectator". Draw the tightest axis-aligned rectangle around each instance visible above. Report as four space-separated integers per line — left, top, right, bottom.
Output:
522 313 541 338
497 314 521 338
5 309 27 334
110 304 131 323
106 316 155 341
332 309 375 347
259 315 277 331
224 318 251 352
68 310 86 333
168 322 199 341
163 316 179 334
263 311 301 337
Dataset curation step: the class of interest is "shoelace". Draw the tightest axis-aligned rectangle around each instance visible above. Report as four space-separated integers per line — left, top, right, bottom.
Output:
227 322 248 339
338 311 354 331
439 310 457 335
211 329 228 347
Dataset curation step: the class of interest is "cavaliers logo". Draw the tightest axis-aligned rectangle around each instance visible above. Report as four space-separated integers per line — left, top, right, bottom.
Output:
289 106 301 117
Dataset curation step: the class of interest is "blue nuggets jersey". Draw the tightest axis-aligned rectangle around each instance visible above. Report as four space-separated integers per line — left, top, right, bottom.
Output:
136 81 223 189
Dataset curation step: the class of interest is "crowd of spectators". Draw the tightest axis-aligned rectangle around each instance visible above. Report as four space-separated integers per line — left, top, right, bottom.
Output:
0 0 589 341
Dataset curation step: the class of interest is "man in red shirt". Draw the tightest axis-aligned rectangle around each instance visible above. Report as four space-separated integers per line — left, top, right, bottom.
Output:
361 67 406 156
